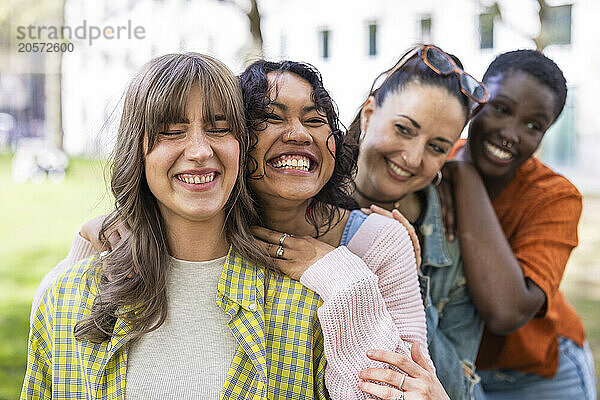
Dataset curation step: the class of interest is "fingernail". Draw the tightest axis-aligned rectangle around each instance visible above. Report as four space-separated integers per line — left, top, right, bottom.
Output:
367 350 374 357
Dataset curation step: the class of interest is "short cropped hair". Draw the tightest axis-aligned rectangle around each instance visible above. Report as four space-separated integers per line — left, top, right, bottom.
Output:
483 49 567 120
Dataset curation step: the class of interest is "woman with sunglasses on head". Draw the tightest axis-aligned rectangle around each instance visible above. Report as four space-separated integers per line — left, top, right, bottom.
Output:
443 50 596 400
344 44 489 400
23 53 329 399
29 59 433 399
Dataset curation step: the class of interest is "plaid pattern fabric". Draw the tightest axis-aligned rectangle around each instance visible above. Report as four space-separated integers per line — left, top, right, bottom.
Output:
22 249 328 400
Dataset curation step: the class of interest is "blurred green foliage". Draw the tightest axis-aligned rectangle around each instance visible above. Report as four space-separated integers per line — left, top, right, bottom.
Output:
0 153 112 399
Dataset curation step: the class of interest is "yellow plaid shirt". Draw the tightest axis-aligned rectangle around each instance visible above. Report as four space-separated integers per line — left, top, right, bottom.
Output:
22 249 328 399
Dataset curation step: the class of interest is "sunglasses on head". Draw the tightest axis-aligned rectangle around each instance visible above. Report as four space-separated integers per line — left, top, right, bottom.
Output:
373 45 489 107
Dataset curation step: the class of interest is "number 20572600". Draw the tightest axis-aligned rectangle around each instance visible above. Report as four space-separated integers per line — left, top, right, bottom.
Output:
18 42 74 52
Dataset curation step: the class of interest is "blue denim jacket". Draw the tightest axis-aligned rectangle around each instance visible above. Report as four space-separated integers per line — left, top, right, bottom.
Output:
417 185 483 400
345 185 482 400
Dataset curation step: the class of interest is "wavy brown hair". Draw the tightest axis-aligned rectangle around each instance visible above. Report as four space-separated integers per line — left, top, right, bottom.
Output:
74 53 268 343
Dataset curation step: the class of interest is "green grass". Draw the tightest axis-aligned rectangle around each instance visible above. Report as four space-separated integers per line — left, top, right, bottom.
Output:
0 153 112 399
0 152 597 398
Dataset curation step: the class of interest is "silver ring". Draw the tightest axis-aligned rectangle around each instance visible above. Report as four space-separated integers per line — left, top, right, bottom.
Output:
401 153 408 164
279 233 290 246
276 245 284 258
398 373 406 391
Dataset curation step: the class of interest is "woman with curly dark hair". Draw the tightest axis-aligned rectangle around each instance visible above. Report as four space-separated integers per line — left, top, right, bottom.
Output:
239 59 432 399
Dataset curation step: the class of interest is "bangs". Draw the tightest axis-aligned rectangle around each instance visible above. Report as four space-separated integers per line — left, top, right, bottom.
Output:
141 53 247 151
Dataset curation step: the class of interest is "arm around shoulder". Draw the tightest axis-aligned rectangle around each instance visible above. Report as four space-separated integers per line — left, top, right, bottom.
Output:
347 214 431 365
301 246 419 399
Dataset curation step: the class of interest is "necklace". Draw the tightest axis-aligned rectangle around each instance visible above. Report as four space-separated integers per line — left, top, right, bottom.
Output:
353 183 405 209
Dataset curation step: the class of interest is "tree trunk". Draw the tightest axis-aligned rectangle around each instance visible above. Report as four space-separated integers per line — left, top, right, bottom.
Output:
45 0 66 149
45 54 63 149
248 0 263 55
243 0 263 64
533 0 550 51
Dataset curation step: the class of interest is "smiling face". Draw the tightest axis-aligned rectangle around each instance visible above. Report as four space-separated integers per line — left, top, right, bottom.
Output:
144 84 240 227
248 71 336 203
356 81 466 201
468 71 557 181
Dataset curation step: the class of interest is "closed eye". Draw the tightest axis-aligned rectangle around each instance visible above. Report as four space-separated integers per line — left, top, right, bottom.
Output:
206 128 231 136
159 130 185 136
305 117 327 126
266 113 283 122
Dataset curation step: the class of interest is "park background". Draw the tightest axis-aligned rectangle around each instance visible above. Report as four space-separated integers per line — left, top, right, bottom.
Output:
1 0 599 398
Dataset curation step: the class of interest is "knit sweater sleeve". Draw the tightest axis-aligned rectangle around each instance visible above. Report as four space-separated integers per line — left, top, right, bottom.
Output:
300 214 431 399
30 231 95 324
348 214 431 365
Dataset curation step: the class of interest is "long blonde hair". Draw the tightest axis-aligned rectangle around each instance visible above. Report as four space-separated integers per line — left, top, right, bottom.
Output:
74 53 268 342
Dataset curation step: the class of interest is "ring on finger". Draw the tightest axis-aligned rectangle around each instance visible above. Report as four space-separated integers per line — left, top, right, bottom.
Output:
279 233 290 246
398 373 406 391
276 245 284 258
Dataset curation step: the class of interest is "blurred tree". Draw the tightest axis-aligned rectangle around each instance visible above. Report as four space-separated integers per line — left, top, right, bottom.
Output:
220 0 264 64
533 0 552 50
479 0 567 51
0 0 67 149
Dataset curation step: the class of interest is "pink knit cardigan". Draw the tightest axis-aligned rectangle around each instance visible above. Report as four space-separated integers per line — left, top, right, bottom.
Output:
31 213 430 399
300 213 430 398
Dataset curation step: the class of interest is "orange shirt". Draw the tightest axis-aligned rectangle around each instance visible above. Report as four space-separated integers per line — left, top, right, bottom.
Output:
451 142 585 377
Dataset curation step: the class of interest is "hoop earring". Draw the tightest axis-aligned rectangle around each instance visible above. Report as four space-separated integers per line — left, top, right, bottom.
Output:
433 170 442 186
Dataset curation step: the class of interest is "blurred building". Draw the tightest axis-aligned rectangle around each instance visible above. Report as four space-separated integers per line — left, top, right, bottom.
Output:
54 0 600 192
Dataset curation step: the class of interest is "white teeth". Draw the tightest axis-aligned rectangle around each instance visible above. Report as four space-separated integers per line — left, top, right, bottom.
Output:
484 141 513 160
177 173 215 185
271 155 311 171
386 159 411 177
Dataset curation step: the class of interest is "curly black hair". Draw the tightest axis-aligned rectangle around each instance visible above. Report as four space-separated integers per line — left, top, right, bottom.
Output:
483 49 567 120
239 60 357 237
346 45 472 160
